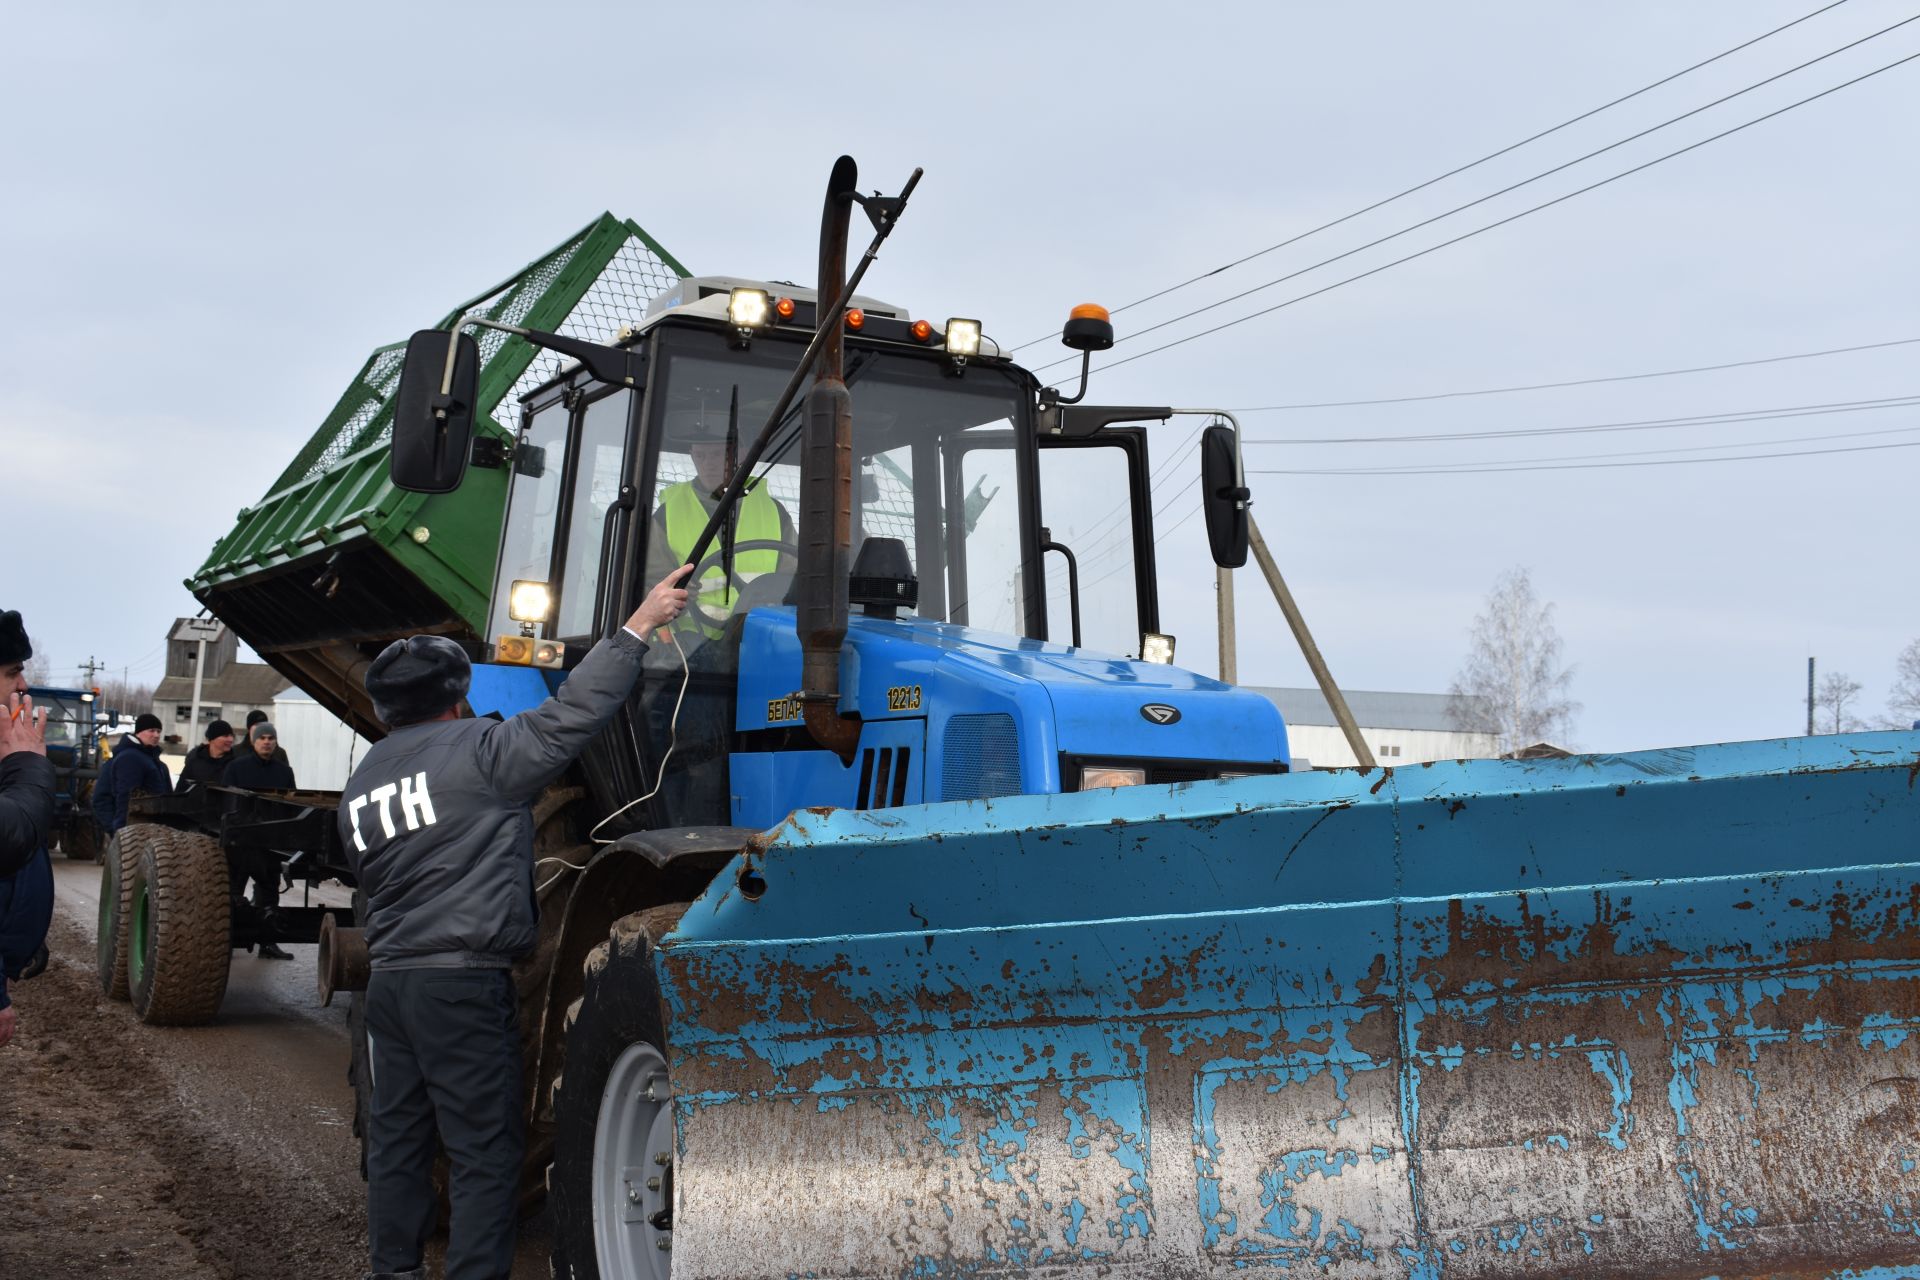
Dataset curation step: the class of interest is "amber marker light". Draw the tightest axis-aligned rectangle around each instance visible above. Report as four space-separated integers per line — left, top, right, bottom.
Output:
845 308 865 331
774 296 796 321
910 319 934 342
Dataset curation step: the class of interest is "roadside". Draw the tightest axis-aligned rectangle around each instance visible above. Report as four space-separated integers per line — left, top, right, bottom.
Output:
1 862 551 1278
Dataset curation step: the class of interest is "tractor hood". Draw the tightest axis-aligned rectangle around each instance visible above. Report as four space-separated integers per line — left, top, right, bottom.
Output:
735 608 1289 803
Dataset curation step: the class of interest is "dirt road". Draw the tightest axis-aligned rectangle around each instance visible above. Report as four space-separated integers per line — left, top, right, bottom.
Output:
0 860 551 1278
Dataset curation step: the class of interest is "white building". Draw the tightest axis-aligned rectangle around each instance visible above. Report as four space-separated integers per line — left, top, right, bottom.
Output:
270 689 368 791
1248 687 1499 769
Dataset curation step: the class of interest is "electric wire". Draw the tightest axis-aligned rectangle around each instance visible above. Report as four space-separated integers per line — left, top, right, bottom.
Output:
1251 434 1920 476
1042 44 1920 378
1241 393 1920 446
1238 336 1920 410
1011 0 1857 350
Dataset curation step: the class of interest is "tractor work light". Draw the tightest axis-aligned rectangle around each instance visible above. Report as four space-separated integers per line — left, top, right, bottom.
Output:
1081 765 1147 790
508 579 553 625
944 318 982 358
728 288 771 330
496 633 567 669
1141 632 1177 665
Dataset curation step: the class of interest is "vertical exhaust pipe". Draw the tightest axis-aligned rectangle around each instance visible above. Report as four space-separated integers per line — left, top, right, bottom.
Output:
797 156 862 761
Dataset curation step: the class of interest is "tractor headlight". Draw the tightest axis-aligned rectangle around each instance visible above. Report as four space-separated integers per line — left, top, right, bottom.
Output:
944 318 982 358
1080 765 1147 790
508 579 553 624
728 288 771 330
1140 632 1176 665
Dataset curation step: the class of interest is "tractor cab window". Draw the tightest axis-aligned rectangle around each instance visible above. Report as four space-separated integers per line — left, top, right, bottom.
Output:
639 332 1038 641
489 396 570 643
554 389 634 639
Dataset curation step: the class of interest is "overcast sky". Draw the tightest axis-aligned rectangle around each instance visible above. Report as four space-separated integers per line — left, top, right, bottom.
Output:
4 2 1915 752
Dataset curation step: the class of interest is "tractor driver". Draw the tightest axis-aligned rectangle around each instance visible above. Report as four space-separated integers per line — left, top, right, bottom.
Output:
644 408 795 644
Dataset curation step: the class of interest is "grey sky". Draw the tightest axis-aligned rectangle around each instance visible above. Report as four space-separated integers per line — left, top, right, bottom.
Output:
4 2 1914 751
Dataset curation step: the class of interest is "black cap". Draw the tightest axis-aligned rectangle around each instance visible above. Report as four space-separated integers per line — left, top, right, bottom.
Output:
134 713 162 735
245 709 268 728
0 611 29 666
365 635 472 727
206 719 233 741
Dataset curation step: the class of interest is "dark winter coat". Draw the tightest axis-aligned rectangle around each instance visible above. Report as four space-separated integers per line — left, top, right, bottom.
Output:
0 750 55 877
92 735 172 834
223 750 296 792
176 744 237 791
340 630 647 970
0 846 53 1012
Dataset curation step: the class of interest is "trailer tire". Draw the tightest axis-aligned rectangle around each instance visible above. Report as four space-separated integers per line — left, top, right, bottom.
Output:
96 827 140 1001
127 827 232 1026
63 815 100 862
549 903 690 1280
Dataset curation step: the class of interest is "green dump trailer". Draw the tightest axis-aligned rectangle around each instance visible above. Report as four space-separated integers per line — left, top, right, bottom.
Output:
186 214 688 735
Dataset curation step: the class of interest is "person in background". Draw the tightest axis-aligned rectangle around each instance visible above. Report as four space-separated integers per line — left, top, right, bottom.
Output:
221 721 296 958
1 610 55 1049
176 719 236 791
244 708 292 770
92 712 171 839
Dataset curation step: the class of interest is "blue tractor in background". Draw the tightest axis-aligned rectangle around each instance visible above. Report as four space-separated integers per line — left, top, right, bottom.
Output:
30 684 103 862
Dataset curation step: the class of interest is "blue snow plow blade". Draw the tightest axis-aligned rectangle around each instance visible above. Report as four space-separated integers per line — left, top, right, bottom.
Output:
656 731 1920 1278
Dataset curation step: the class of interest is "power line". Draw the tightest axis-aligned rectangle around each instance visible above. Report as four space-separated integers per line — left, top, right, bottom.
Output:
1270 420 1920 472
1013 0 1856 351
1036 15 1920 376
1078 48 1920 377
1236 336 1920 410
1242 393 1920 446
1252 435 1920 476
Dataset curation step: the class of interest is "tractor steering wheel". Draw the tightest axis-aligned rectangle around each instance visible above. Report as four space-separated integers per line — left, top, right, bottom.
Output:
681 538 800 632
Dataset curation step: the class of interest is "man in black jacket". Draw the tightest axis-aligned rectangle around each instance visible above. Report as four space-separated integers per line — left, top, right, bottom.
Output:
1 610 54 1050
175 719 237 790
342 565 690 1280
221 721 295 959
92 712 171 837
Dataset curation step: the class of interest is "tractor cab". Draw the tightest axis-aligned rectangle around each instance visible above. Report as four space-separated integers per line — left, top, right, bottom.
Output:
437 274 1283 832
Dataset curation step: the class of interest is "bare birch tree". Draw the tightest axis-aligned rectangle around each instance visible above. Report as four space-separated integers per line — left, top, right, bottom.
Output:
1448 567 1579 755
1886 638 1920 729
1816 669 1865 734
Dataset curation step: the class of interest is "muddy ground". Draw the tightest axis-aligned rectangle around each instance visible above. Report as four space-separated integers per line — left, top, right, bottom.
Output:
0 862 549 1278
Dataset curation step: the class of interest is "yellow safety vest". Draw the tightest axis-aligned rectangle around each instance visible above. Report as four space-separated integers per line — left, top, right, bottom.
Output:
663 481 782 638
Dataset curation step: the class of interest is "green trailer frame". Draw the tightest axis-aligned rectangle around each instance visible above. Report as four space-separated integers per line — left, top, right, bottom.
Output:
187 214 688 738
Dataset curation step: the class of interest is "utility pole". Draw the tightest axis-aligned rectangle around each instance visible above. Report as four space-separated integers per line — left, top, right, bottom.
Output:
1246 514 1374 769
1806 656 1816 736
1215 566 1237 684
183 619 221 738
78 656 104 688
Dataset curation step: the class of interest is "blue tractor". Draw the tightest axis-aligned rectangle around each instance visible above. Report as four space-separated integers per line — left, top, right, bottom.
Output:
30 684 104 861
370 158 1919 1278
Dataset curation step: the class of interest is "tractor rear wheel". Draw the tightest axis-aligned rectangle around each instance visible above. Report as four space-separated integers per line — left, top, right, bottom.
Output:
549 903 690 1280
127 827 232 1025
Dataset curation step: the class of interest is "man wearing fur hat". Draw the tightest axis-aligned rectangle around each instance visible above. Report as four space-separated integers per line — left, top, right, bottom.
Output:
342 563 691 1280
92 711 172 838
0 610 55 1049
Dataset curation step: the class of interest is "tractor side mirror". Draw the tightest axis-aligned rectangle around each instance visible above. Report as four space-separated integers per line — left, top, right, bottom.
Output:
1200 423 1249 569
390 329 481 493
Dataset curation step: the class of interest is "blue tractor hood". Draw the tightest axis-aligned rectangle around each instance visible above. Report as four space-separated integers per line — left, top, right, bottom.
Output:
734 608 1289 803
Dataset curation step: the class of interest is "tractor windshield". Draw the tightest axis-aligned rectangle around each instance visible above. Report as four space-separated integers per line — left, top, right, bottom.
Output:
641 329 1039 638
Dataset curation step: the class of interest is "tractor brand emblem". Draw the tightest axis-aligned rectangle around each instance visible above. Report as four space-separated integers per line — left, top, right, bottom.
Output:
1140 704 1181 725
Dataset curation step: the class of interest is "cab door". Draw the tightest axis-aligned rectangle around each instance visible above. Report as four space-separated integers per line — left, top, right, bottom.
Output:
1036 427 1159 655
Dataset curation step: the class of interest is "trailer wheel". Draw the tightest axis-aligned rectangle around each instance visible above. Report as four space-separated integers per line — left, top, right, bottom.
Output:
127 827 232 1025
63 815 100 862
96 827 140 1001
549 903 690 1280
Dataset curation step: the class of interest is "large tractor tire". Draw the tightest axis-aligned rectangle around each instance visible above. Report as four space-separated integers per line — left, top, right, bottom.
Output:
96 826 146 1000
126 827 232 1026
549 903 690 1280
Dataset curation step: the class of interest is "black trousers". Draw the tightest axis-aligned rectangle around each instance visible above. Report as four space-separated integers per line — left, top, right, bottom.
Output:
365 967 522 1280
